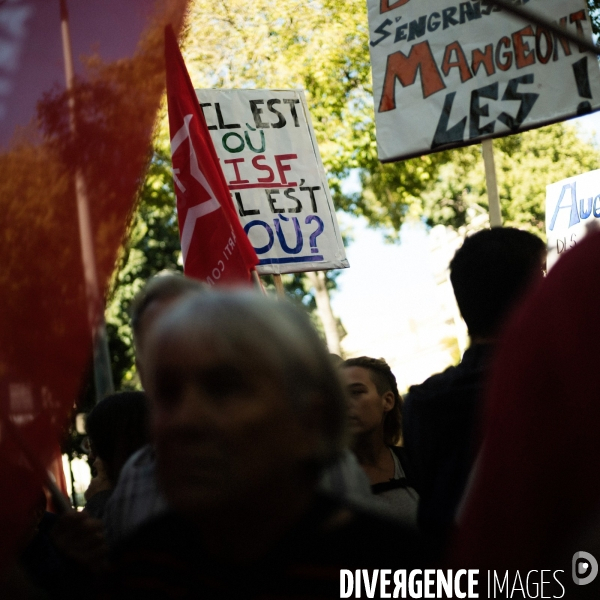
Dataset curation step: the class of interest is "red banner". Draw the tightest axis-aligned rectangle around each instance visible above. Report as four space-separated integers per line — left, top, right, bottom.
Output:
165 26 258 285
0 0 189 569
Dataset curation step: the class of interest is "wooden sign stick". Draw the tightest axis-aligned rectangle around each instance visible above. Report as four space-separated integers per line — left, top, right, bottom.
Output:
482 139 502 228
273 274 285 297
251 270 267 295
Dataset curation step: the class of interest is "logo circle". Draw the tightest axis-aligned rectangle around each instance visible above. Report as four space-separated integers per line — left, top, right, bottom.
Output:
573 551 599 585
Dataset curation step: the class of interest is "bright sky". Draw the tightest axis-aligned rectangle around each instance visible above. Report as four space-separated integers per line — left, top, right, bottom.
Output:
329 112 600 390
331 216 437 350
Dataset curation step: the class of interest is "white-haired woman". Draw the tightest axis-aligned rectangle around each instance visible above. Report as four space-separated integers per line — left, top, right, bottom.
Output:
107 291 427 596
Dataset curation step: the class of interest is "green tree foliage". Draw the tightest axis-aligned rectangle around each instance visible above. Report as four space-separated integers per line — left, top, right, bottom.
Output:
180 0 600 238
106 148 182 387
588 0 600 34
105 145 327 387
181 0 440 218
105 0 600 388
365 124 600 238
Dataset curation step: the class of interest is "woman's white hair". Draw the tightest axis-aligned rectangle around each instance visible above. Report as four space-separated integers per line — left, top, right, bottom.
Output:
150 289 349 469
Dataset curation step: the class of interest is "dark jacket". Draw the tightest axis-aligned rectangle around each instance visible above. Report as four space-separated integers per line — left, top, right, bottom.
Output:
403 343 494 542
104 494 429 598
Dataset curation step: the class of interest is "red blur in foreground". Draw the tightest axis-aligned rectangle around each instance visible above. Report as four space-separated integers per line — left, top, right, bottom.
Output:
0 0 189 569
165 26 258 285
453 232 600 577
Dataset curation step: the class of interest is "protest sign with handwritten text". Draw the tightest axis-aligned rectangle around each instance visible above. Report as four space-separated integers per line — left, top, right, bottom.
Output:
546 169 600 270
367 0 600 162
195 89 349 275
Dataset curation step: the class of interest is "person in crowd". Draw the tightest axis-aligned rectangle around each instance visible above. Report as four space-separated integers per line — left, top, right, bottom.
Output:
315 354 373 506
342 356 418 525
104 274 374 547
452 231 600 599
403 227 545 545
102 272 205 546
50 392 153 577
18 491 83 598
7 479 94 597
45 275 201 579
83 391 148 518
105 291 426 597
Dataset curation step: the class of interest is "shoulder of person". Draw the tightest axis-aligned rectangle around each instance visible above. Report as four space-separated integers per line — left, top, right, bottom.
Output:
405 363 461 405
405 348 488 409
115 443 156 483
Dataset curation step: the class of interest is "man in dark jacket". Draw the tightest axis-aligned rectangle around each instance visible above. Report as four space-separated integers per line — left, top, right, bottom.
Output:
403 227 545 546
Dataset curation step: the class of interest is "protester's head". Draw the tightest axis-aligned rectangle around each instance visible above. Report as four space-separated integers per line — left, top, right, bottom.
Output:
144 290 348 517
85 391 149 485
449 227 545 339
342 356 402 447
130 271 205 385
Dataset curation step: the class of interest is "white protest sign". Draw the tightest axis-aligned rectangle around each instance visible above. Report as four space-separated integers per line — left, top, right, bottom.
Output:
367 0 600 162
546 169 600 270
195 89 349 275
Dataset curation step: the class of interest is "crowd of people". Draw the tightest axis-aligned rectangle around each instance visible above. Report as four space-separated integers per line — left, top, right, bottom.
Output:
5 225 600 598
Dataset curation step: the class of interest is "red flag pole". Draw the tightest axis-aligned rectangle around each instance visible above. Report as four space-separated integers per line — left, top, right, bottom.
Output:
60 0 113 402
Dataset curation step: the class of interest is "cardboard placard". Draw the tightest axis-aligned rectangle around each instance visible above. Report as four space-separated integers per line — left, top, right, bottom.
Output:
195 89 349 275
546 169 600 270
367 0 600 162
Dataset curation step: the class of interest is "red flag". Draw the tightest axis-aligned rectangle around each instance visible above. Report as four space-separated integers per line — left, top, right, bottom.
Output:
165 26 258 285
